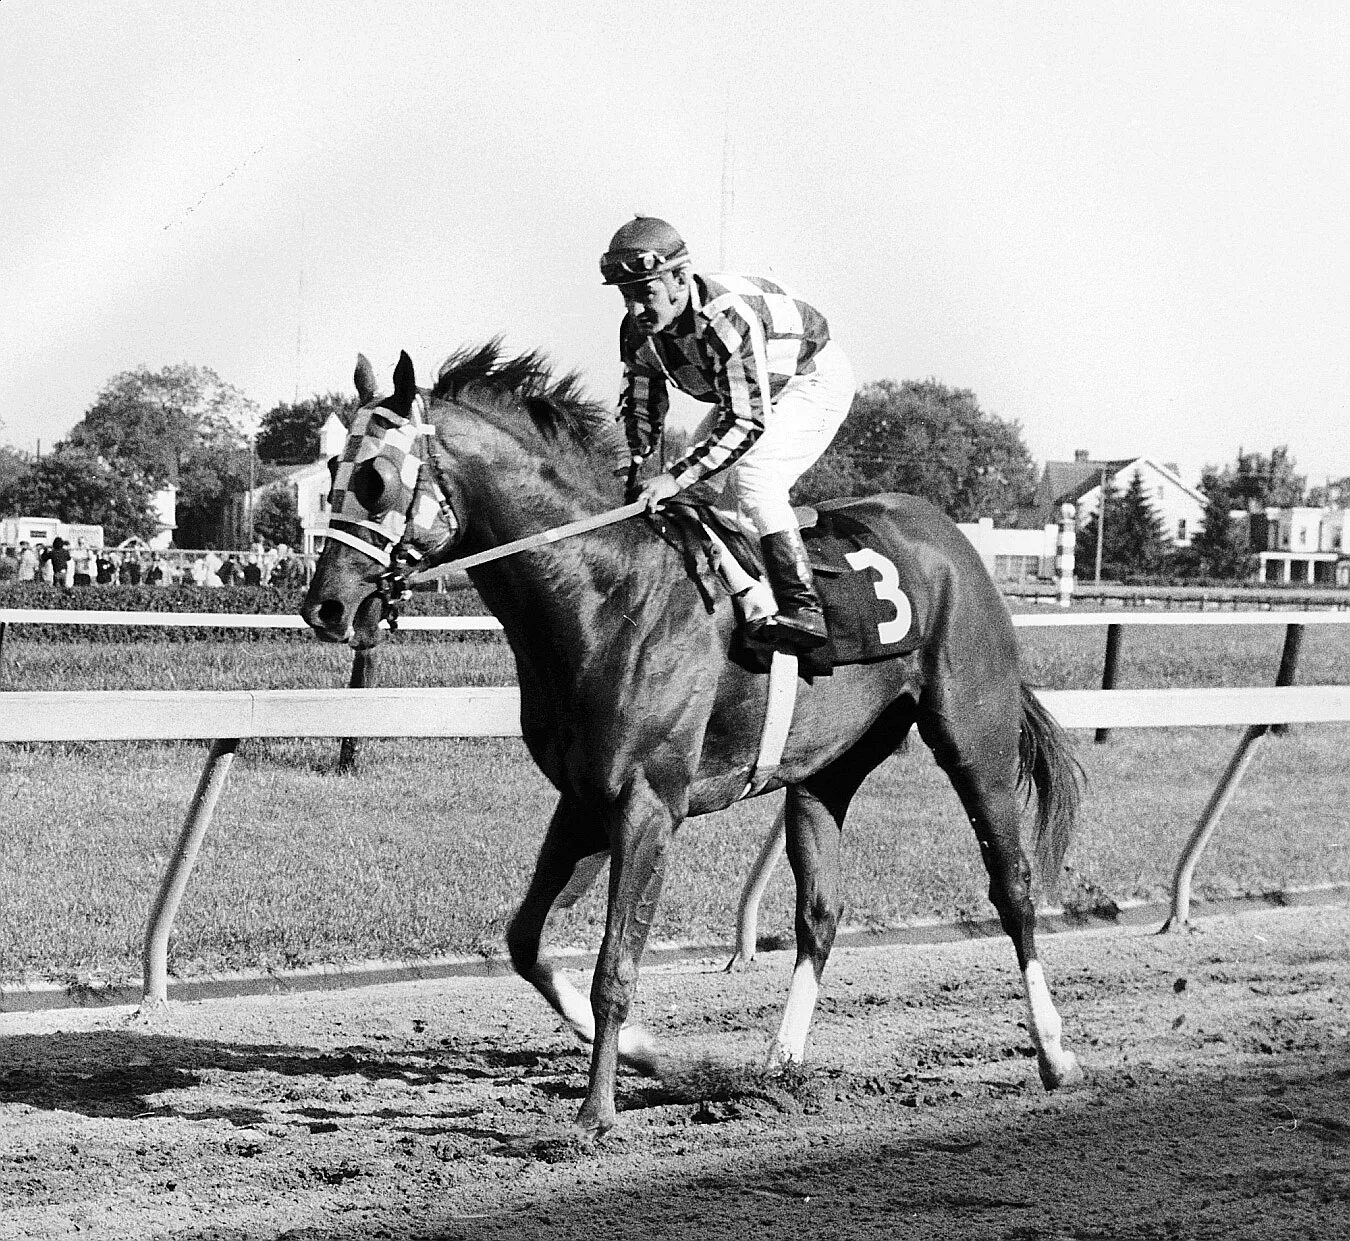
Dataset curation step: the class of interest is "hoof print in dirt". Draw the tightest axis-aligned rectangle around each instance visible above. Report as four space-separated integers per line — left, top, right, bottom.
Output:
692 1098 743 1124
493 1132 596 1163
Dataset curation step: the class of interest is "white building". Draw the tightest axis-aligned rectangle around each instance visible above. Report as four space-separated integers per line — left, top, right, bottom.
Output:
1035 451 1207 547
225 413 347 554
149 484 177 549
1250 505 1350 585
1 515 104 549
957 517 1059 582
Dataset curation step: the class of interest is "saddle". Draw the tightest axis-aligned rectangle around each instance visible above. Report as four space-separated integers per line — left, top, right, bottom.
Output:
658 493 929 676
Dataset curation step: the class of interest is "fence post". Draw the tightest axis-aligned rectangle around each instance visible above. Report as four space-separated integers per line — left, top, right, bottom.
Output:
142 737 240 1006
1271 623 1305 737
1161 724 1269 932
1094 623 1125 745
1055 503 1076 609
337 648 378 774
0 620 7 665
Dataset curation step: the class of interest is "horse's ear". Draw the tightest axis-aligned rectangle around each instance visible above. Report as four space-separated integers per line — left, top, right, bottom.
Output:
354 354 377 405
393 350 417 410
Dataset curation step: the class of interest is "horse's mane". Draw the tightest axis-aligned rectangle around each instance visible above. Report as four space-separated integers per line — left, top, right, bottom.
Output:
431 340 617 458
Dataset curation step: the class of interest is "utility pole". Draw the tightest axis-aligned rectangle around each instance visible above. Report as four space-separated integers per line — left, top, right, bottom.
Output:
247 434 256 549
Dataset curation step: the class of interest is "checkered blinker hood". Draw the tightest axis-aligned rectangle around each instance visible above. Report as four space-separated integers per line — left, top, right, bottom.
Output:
325 396 458 567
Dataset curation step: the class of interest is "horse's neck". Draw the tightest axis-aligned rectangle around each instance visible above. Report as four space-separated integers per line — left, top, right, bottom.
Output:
468 506 692 695
440 422 703 681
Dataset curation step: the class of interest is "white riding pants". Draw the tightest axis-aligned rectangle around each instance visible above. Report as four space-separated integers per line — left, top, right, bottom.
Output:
693 340 855 537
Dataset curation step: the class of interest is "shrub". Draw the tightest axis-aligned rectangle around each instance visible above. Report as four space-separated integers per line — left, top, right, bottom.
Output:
0 582 493 642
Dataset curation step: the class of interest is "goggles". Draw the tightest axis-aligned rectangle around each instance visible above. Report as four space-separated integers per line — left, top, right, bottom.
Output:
599 247 685 285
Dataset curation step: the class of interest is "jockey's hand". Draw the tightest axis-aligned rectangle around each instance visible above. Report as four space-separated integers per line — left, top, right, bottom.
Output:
637 472 681 513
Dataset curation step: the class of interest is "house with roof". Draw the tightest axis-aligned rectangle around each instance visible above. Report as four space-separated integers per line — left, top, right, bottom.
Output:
1034 450 1206 548
1246 505 1350 585
222 413 348 554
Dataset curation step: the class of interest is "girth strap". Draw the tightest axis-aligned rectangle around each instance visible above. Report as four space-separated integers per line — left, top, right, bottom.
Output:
740 650 800 799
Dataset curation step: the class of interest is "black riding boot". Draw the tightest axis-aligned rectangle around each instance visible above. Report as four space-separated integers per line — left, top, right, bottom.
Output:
749 528 828 652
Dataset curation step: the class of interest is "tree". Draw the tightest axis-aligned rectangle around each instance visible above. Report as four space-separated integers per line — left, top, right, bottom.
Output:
4 447 158 543
1307 475 1350 507
1076 470 1170 580
0 445 31 511
67 364 258 487
792 378 1037 521
253 486 303 548
1214 446 1305 511
256 393 354 465
175 443 284 548
1178 468 1251 580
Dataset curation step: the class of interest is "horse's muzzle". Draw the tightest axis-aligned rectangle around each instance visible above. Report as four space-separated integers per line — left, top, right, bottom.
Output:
298 593 344 641
302 596 354 644
301 593 386 649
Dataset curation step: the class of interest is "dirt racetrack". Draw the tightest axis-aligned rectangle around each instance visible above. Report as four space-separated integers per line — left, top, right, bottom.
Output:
2 902 1348 1241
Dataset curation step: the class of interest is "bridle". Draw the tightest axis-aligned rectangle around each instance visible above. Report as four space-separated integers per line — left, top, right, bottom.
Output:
321 392 462 623
321 390 649 624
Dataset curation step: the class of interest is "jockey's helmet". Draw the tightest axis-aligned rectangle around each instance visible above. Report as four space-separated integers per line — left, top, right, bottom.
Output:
599 216 689 285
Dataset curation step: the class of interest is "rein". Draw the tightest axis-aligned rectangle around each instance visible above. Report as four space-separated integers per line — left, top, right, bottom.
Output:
408 500 648 583
323 390 647 622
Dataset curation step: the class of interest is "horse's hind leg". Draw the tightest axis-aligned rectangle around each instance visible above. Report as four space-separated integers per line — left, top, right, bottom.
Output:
769 782 842 1068
505 798 660 1075
933 734 1081 1090
770 705 914 1068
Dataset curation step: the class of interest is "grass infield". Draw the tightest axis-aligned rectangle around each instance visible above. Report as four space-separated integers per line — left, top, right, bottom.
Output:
1 619 1348 986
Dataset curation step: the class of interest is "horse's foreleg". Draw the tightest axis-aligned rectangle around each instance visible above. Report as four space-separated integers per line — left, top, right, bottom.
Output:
577 775 677 1140
769 783 844 1069
507 836 604 1025
950 769 1081 1090
507 800 666 1068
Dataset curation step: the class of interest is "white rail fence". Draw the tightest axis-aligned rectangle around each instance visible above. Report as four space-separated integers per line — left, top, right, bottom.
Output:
4 682 1350 1005
3 609 1350 1007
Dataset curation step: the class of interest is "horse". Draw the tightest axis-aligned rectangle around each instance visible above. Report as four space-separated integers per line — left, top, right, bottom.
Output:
302 343 1084 1140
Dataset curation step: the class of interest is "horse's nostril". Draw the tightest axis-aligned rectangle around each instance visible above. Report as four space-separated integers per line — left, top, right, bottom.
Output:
316 600 346 630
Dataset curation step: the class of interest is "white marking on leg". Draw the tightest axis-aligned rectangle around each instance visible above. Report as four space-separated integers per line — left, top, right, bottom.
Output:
769 960 819 1067
545 968 660 1072
1023 961 1061 1046
549 970 595 1043
1022 959 1080 1088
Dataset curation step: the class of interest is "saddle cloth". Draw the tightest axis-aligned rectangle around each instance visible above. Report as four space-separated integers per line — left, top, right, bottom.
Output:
668 496 928 674
799 502 928 671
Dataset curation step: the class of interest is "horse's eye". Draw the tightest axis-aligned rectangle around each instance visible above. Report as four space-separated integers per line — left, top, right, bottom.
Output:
350 457 401 515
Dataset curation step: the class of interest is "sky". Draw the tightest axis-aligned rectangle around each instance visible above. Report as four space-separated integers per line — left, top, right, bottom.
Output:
3 1 1348 489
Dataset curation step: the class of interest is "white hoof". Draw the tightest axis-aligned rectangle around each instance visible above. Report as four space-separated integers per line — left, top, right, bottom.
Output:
618 1023 663 1077
764 1041 805 1075
1038 1047 1084 1091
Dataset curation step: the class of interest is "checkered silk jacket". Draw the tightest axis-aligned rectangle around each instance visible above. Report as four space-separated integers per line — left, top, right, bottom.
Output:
617 273 831 487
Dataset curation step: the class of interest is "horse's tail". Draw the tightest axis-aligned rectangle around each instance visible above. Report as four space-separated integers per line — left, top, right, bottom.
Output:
1017 682 1084 884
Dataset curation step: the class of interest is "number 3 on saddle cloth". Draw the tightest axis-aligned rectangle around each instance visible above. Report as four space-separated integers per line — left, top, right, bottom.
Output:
657 497 929 677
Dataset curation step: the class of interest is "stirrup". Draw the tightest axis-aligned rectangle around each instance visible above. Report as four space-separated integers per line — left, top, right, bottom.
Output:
746 610 828 653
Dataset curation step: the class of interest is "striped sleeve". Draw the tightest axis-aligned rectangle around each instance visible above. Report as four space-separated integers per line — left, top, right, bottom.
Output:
667 293 770 487
616 323 669 462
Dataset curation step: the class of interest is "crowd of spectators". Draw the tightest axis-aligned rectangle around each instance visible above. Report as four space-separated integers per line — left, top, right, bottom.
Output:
0 539 312 590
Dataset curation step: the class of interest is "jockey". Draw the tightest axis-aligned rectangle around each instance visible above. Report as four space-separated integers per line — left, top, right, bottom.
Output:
602 215 856 651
